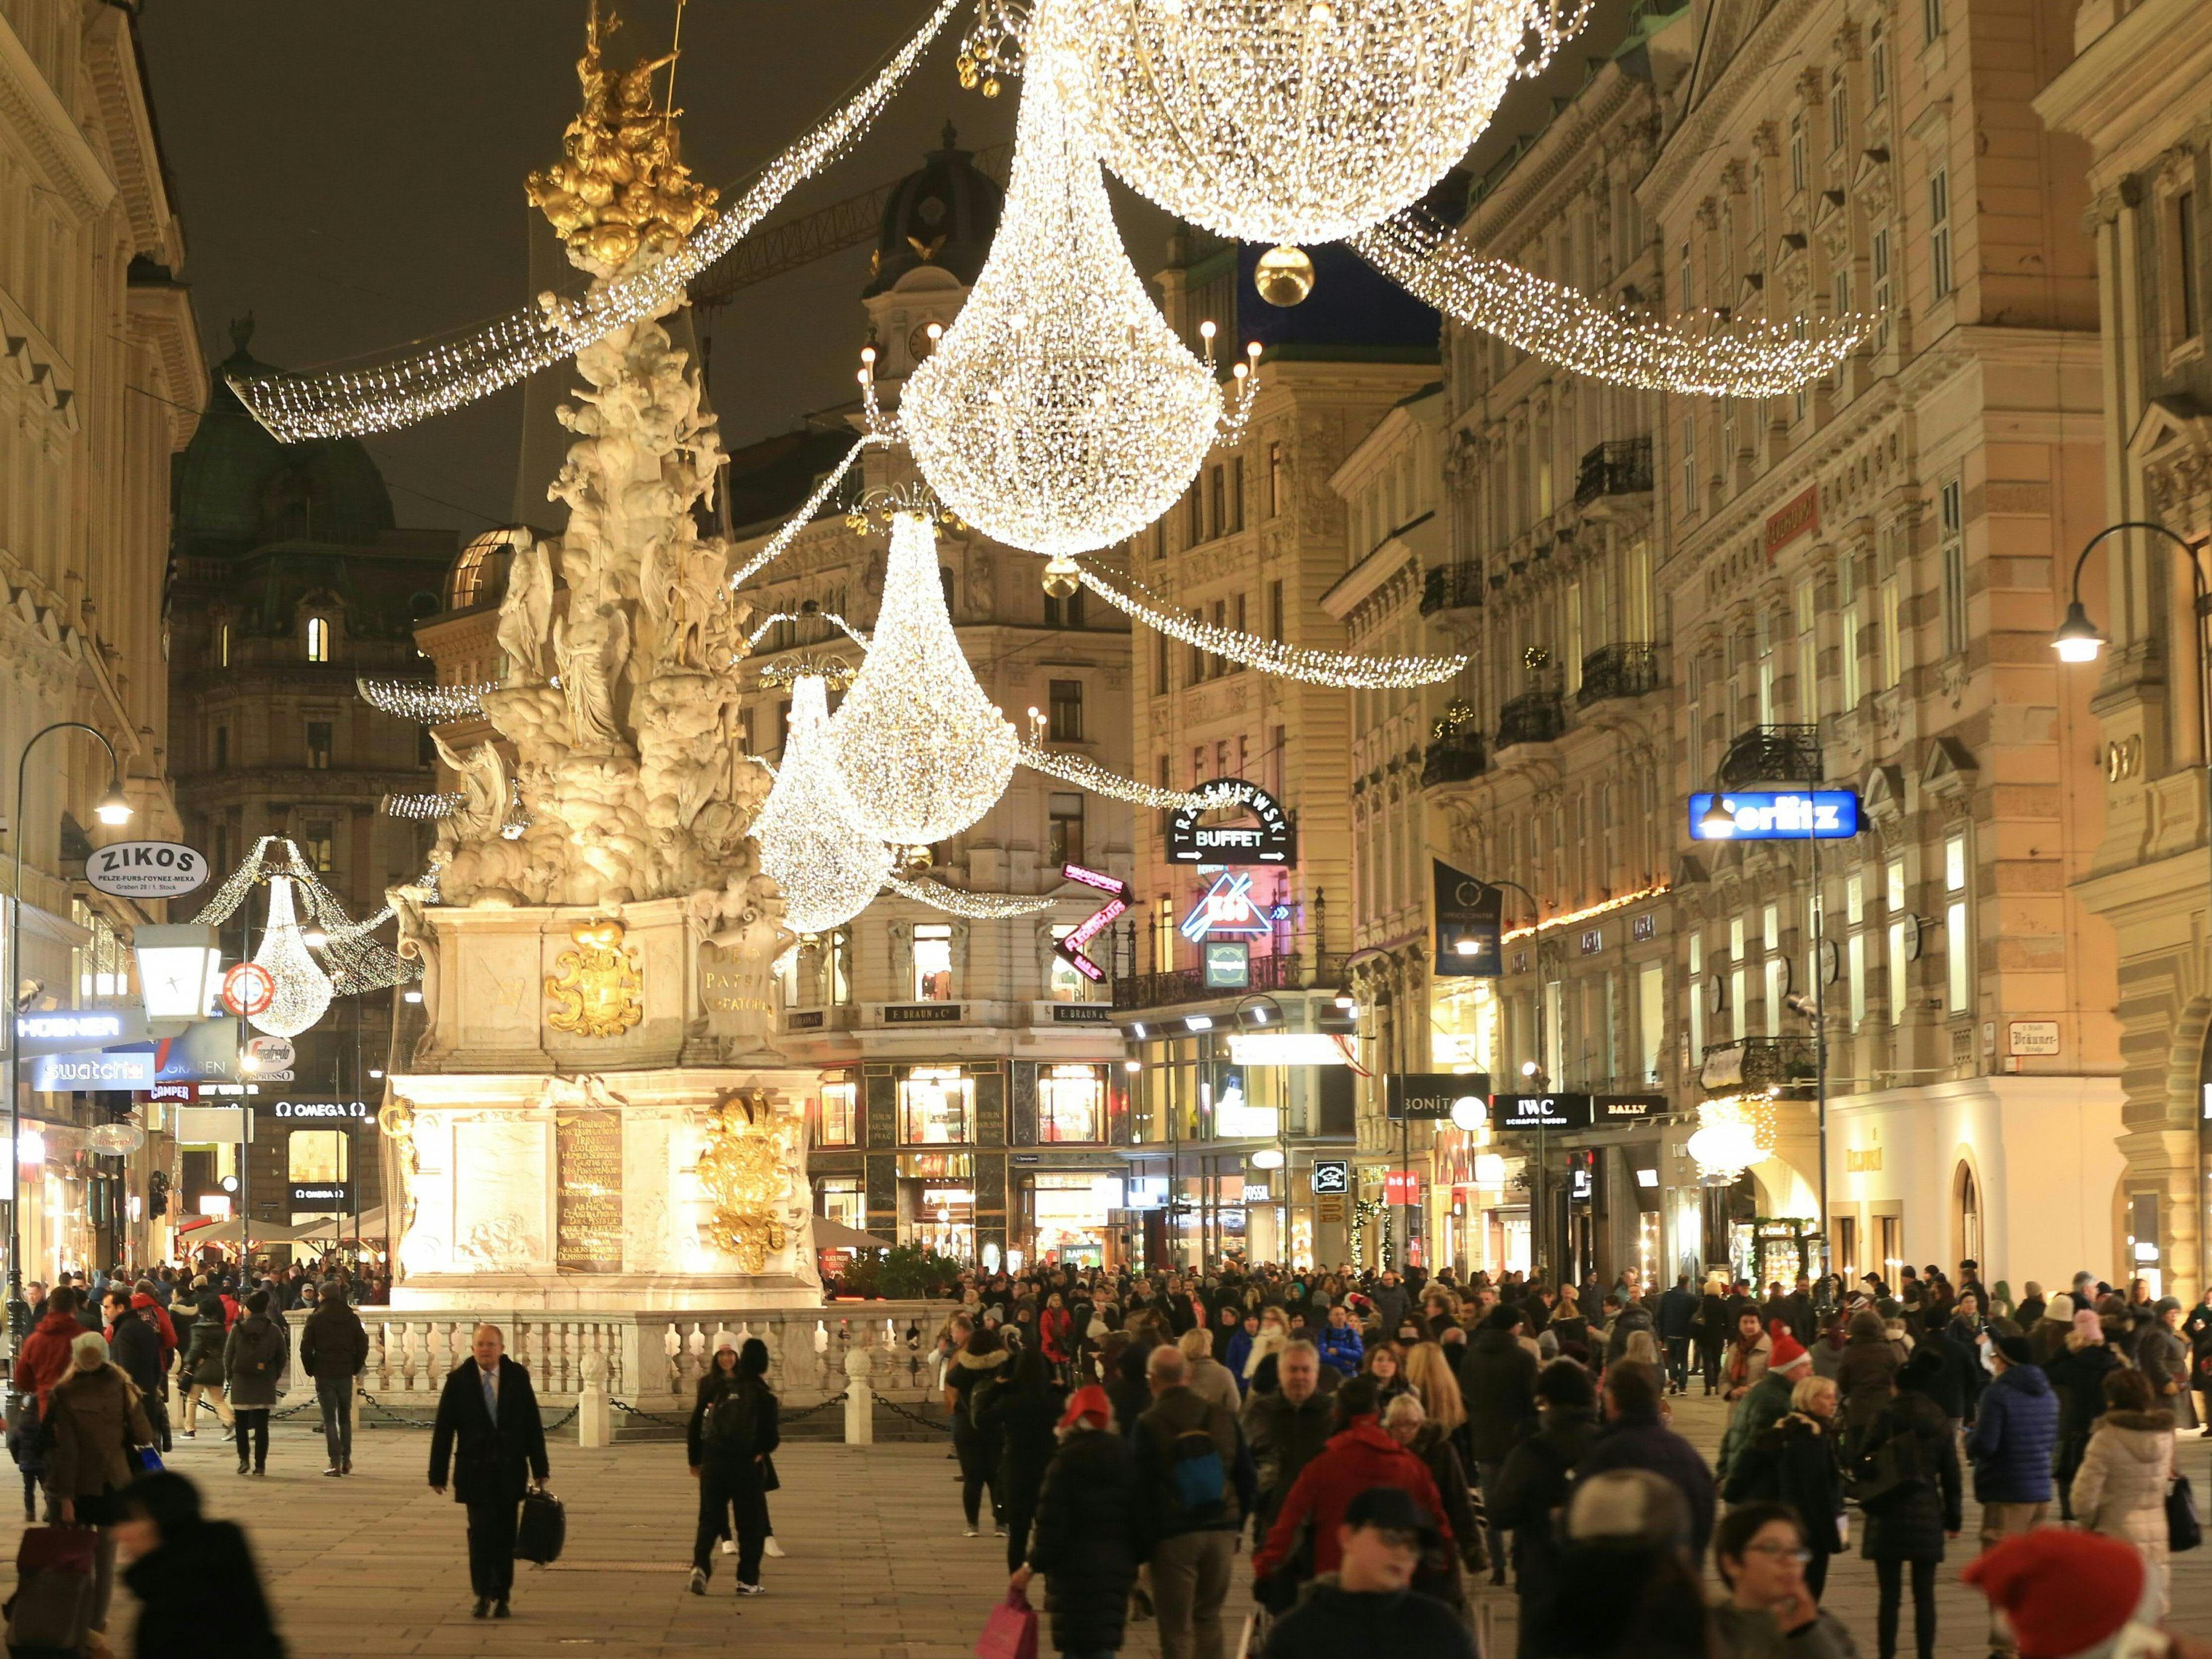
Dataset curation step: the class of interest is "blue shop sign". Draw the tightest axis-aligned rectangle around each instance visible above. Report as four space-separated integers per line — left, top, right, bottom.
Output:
1689 790 1861 841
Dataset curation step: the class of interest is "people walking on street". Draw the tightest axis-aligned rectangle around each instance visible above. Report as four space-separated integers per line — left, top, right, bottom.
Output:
1656 1274 1697 1394
1487 1358 1600 1656
43 1329 155 1643
296 1279 367 1477
1175 1326 1242 1412
101 1286 168 1454
174 1279 233 1439
1855 1349 1962 1659
1529 1468 1708 1659
2068 1366 2178 1615
2139 1297 2197 1431
685 1336 778 1597
428 1323 552 1620
1578 1363 1717 1562
1381 1393 1483 1579
1963 1334 2058 1659
982 1346 1065 1574
948 1323 1012 1536
1315 1301 1365 1379
1459 1301 1538 1581
2046 1306 2124 1518
115 1469 286 1659
1242 1338 1335 1542
1131 1343 1255 1659
1015 1385 1140 1659
221 1289 285 1477
1718 1330 1810 1482
1721 1307 1772 1407
1720 1374 1845 1602
1260 1485 1478 1659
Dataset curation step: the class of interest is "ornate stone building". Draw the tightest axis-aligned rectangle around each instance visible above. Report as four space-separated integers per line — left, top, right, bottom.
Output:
2 0 198 1272
2038 0 2212 1297
1643 0 2119 1290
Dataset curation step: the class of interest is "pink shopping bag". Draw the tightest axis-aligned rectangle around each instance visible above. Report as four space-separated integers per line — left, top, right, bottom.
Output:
976 1590 1040 1659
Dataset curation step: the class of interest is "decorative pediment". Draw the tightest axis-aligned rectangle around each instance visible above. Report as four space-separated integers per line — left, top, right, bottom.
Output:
1861 762 1907 823
2127 395 2212 466
1921 736 1978 801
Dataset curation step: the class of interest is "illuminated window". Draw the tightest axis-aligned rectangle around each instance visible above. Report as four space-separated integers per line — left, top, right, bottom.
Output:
1939 480 1967 656
1929 169 1953 300
305 721 333 770
216 621 230 668
1267 442 1284 518
912 924 953 1002
301 821 334 873
1886 856 1908 1023
1945 833 1972 1014
820 1178 865 1231
287 1130 347 1184
1039 1064 1105 1142
305 616 330 663
815 1078 858 1147
1049 925 1089 1002
898 1066 972 1144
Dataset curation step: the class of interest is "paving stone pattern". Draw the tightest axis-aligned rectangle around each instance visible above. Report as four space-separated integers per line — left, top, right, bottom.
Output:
1 1391 2208 1657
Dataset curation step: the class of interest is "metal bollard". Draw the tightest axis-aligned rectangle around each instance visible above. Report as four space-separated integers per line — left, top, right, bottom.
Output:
578 1350 611 1449
843 1344 873 1447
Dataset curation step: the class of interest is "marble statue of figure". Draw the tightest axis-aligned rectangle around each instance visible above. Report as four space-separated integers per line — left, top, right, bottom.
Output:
667 539 727 672
432 731 511 843
552 607 627 751
496 535 555 684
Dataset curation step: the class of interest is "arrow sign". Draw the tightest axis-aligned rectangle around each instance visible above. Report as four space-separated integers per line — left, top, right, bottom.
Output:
1054 862 1131 984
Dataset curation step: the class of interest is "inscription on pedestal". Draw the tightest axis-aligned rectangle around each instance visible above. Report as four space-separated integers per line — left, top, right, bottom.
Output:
556 1109 624 1273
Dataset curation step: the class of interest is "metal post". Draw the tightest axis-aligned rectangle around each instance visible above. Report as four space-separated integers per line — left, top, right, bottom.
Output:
1809 823 1828 1285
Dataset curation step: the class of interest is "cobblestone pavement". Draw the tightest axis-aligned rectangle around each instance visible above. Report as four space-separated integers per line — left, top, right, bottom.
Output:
0 1390 2207 1657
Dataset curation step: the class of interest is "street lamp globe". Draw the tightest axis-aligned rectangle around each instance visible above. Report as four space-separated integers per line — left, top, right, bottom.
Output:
94 781 132 826
1698 797 1737 838
2052 601 2105 663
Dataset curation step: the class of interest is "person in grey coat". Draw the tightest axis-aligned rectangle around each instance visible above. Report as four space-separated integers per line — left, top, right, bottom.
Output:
222 1291 287 1476
2138 1297 2198 1430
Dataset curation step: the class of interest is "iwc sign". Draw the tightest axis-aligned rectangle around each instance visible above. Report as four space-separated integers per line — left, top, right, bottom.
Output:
1167 778 1296 866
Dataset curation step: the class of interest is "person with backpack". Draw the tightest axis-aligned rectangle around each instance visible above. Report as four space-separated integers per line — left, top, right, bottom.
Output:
981 1347 1066 1574
1855 1350 1963 1659
174 1278 232 1440
685 1337 779 1597
947 1323 1012 1537
222 1290 285 1477
1130 1343 1255 1659
1487 1358 1601 1658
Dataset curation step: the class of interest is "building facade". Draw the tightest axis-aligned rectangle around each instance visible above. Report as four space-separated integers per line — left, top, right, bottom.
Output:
2037 0 2212 1299
2 0 199 1274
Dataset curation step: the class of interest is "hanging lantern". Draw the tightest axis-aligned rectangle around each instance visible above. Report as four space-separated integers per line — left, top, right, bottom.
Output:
1065 0 1582 246
247 876 333 1038
753 674 894 934
1686 1095 1767 1185
901 24 1248 558
827 513 1017 845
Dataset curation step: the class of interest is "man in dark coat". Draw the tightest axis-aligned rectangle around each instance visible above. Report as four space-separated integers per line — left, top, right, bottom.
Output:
1574 1363 1716 1562
1963 1337 2058 1658
1241 1341 1336 1539
100 1286 167 1449
1262 1487 1476 1659
1488 1360 1600 1657
297 1281 368 1477
1016 1386 1141 1657
1458 1302 1538 1581
428 1323 550 1618
1654 1274 1698 1395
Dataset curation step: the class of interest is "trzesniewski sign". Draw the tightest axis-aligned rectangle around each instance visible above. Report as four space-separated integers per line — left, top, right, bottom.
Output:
1167 778 1296 865
1689 790 1861 841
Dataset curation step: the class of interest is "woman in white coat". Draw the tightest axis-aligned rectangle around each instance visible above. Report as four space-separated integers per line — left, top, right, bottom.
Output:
2070 1366 2179 1614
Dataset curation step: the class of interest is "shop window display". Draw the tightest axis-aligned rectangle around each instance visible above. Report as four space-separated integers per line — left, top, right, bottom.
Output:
899 1066 972 1144
1038 1064 1105 1142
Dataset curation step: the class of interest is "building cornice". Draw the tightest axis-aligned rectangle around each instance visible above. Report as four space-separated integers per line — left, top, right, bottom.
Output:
125 282 203 451
0 11 114 223
1643 0 1824 210
2034 0 2212 170
82 6 178 266
1463 66 1651 247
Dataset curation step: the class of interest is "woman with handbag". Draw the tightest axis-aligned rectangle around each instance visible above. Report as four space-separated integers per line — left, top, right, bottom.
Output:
1855 1350 1962 1659
43 1329 155 1641
1719 1374 1845 1602
2069 1367 2179 1614
221 1291 285 1477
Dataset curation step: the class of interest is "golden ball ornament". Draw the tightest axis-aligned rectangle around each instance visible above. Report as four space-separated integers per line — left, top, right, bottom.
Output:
1040 555 1082 599
1254 246 1316 308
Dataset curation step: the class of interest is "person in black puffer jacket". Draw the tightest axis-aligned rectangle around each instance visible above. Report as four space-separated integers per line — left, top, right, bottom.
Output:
1016 1386 1141 1658
1457 1303 1537 1583
982 1348 1066 1573
175 1279 232 1439
1857 1348 1963 1659
1487 1359 1601 1658
1720 1373 1847 1602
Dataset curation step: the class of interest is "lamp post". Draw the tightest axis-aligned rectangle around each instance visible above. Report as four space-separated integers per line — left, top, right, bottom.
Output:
2054 519 2212 1299
7 723 131 1322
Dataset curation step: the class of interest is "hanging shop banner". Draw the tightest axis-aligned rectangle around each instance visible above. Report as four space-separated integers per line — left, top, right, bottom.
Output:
1167 778 1296 865
1311 1158 1351 1195
1054 862 1132 983
1490 1092 1594 1132
1688 790 1861 841
28 1048 157 1091
1202 940 1251 989
1432 862 1504 977
1385 1072 1494 1121
13 1006 147 1056
83 841 209 901
1384 1170 1420 1204
1594 1093 1667 1123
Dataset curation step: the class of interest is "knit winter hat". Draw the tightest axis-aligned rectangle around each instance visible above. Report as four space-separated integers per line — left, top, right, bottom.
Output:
2072 1309 2103 1342
1058 1384 1114 1430
2044 1294 2074 1323
1962 1528 2153 1658
1769 1331 1811 1372
1994 1334 2034 1366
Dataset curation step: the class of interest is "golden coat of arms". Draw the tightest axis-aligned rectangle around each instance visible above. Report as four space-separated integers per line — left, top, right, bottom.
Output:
694 1090 795 1274
546 918 644 1037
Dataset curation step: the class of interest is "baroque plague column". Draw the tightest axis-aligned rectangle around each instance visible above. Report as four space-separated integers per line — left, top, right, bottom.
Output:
386 7 815 1309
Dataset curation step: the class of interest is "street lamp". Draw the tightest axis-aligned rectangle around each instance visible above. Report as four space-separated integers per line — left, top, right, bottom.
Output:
8 723 131 1318
2054 519 2212 1297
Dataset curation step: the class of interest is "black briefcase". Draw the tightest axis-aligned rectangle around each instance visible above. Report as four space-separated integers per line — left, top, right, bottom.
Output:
514 1489 566 1566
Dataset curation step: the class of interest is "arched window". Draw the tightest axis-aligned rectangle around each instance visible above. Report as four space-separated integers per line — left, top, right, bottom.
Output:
1954 1160 1982 1269
305 616 330 663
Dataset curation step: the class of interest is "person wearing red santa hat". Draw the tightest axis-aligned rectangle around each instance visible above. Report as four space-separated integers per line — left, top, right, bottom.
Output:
1963 1527 2168 1659
1012 1384 1141 1659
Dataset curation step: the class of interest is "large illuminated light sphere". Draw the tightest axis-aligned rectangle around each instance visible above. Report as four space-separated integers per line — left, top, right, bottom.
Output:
754 675 895 934
247 876 333 1038
1063 0 1577 245
827 513 1018 844
901 29 1225 557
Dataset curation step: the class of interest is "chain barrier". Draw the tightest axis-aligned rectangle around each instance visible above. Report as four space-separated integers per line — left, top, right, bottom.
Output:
876 1396 953 1434
608 1398 690 1427
778 1390 849 1423
351 1390 578 1432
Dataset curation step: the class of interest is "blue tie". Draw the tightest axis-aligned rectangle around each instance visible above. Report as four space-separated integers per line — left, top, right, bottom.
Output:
481 1367 497 1424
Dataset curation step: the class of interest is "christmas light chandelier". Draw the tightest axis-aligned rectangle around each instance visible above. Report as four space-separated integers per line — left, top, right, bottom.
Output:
246 876 333 1039
1686 1094 1773 1184
1353 212 1870 396
1056 0 1586 246
1074 561 1467 687
228 0 963 441
754 674 895 935
901 22 1256 558
194 835 418 995
827 512 1018 844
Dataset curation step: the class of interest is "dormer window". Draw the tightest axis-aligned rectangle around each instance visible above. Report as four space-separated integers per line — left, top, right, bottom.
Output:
305 616 330 663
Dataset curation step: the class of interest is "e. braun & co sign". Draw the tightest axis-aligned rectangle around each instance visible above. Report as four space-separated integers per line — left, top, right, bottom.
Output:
1167 779 1296 866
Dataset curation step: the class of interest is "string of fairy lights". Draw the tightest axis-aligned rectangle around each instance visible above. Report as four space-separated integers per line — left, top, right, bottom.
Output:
1016 742 1220 810
1353 212 1870 397
728 431 892 592
227 0 964 440
357 679 498 725
192 836 419 1008
886 873 1060 919
382 791 462 821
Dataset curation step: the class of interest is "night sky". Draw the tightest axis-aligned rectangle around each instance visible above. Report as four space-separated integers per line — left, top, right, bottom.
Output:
138 1 1632 536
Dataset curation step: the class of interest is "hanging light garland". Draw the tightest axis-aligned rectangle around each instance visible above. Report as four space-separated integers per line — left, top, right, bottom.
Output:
1060 0 1584 246
1017 742 1221 809
382 792 463 821
1685 1094 1775 1184
887 873 1060 919
357 679 498 725
1074 562 1466 688
246 876 334 1039
1353 212 1870 396
743 610 871 654
901 22 1257 557
729 431 893 592
194 836 419 994
227 0 964 442
753 674 896 935
827 512 1018 845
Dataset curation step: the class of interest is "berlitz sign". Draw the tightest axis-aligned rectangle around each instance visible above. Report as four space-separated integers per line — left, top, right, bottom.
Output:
1167 778 1296 865
1689 790 1862 841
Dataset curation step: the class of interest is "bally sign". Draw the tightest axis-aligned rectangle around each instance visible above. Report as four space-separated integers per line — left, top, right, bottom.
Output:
1167 778 1296 865
1594 1093 1667 1122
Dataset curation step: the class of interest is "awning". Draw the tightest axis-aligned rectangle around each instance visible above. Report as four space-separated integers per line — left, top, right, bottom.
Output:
175 1216 320 1245
811 1216 893 1252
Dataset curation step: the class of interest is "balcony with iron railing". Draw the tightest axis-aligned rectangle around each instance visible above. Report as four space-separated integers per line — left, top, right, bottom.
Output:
1574 436 1654 504
1699 1035 1819 1096
1111 950 1349 1012
1718 723 1823 787
1419 563 1485 615
1496 690 1567 751
1577 642 1662 707
1421 732 1488 786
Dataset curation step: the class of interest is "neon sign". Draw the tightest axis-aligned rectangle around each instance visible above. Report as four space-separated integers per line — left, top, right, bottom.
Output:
1054 862 1132 983
1689 790 1861 840
1178 872 1272 942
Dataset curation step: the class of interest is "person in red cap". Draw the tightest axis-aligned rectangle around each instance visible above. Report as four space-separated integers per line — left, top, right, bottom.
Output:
1963 1528 2161 1659
1013 1385 1141 1659
1718 1325 1812 1484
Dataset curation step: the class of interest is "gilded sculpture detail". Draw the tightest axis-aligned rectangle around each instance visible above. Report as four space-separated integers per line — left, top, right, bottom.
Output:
694 1090 797 1274
546 918 645 1037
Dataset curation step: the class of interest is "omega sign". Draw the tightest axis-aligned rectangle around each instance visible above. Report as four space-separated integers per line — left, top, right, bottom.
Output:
1167 778 1296 866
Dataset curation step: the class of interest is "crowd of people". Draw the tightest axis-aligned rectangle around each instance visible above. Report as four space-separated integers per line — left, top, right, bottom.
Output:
920 1256 2212 1659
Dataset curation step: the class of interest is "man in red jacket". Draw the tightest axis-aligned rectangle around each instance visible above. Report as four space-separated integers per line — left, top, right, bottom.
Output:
1253 1377 1454 1592
15 1288 91 1407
